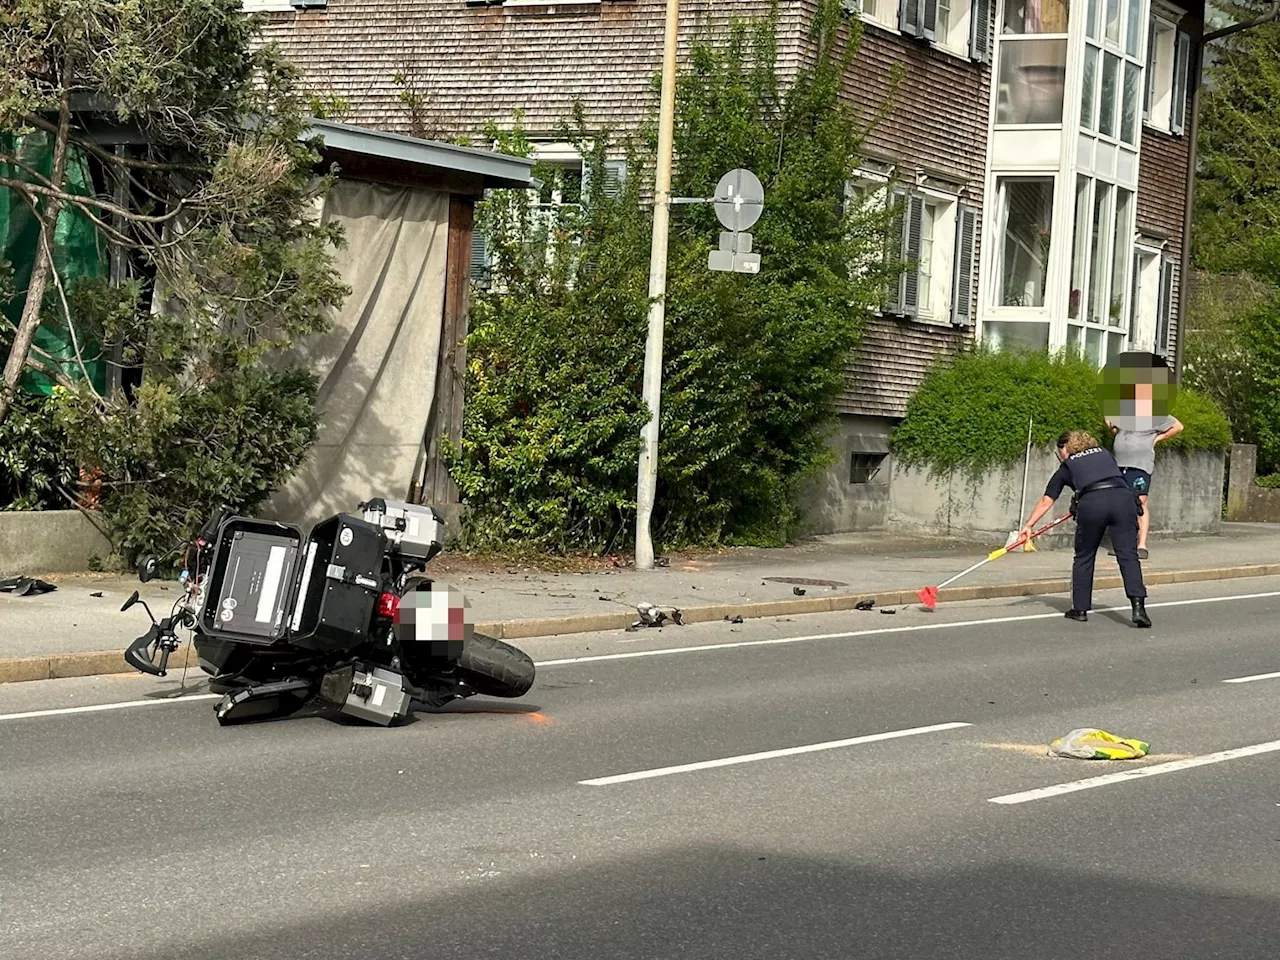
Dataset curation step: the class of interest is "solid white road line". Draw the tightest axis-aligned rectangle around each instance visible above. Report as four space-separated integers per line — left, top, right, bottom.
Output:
537 589 1280 667
1222 670 1280 684
5 588 1279 723
988 738 1280 805
579 721 973 786
0 693 220 722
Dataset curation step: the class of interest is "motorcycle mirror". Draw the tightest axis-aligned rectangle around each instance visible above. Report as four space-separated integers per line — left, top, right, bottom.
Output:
121 590 140 613
137 556 159 583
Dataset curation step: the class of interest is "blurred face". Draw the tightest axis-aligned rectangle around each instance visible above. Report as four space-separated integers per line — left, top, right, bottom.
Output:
1133 381 1153 414
1098 353 1175 418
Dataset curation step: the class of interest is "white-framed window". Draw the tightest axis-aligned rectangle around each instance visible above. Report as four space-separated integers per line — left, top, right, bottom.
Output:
470 142 626 290
1144 6 1190 134
979 174 1055 352
842 0 993 61
1126 241 1163 351
993 175 1054 308
1079 0 1148 146
932 0 975 54
847 171 977 326
994 0 1070 126
854 0 903 32
1063 173 1136 365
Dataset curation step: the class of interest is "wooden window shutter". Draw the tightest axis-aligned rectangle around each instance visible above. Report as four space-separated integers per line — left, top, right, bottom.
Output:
471 228 491 291
900 0 923 37
921 0 938 41
1155 258 1174 355
951 204 977 326
883 188 907 314
899 194 925 317
583 158 626 203
603 159 627 198
1171 31 1191 135
969 0 992 62
1127 249 1141 346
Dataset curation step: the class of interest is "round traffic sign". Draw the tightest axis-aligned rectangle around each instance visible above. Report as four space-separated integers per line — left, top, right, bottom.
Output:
714 168 764 232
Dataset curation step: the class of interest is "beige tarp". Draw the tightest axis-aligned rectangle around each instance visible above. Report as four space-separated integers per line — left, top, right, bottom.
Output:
263 177 450 528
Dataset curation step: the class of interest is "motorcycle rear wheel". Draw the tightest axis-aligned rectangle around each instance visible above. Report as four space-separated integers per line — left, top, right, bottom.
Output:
456 633 536 698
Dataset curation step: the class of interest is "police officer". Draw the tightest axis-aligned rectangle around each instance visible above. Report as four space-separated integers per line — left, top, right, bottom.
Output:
1020 429 1151 627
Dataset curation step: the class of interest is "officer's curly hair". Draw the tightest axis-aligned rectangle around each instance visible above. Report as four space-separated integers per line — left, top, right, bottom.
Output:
1057 430 1100 455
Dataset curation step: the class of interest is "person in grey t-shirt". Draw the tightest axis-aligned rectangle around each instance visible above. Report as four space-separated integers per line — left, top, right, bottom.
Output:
1105 379 1183 559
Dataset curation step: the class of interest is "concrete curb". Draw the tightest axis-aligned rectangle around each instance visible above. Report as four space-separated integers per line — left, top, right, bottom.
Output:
3 562 1278 686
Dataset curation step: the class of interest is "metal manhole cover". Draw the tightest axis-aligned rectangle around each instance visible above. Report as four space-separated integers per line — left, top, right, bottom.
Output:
763 577 848 588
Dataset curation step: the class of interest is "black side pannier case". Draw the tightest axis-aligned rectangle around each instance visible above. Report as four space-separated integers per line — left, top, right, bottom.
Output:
288 514 386 654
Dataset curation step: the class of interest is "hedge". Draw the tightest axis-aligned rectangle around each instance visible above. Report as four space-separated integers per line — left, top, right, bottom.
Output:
890 347 1233 477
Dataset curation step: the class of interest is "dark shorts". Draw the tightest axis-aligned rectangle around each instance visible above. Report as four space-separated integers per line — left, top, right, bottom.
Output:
1121 467 1152 496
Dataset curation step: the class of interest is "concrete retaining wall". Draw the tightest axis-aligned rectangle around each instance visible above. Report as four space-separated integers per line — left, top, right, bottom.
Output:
889 448 1224 547
802 414 1226 546
1226 444 1280 522
0 510 114 576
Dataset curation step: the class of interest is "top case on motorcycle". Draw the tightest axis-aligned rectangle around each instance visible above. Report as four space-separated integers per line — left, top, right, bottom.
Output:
288 513 387 654
361 498 444 564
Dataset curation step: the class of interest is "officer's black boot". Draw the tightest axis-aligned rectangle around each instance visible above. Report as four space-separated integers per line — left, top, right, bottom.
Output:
1130 597 1151 628
1065 609 1088 621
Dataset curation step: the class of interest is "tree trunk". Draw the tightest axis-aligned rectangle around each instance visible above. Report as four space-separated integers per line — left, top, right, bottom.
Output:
0 88 74 426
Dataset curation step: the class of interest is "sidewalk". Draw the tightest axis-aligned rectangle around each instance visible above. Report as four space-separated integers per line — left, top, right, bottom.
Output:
2 522 1278 682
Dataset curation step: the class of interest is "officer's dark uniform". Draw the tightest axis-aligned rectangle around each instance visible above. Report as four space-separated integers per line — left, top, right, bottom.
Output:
1044 444 1147 617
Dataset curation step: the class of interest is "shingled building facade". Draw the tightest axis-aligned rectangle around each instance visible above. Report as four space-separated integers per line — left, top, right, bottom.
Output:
247 0 1201 532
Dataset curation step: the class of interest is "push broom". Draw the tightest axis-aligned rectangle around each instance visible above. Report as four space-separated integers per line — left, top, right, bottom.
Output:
917 511 1073 610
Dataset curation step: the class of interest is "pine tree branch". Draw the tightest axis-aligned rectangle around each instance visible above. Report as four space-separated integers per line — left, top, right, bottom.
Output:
0 175 187 224
20 113 209 174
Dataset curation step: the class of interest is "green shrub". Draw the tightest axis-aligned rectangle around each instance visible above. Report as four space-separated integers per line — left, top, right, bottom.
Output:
891 347 1108 477
1162 386 1233 455
891 346 1232 477
447 3 899 553
0 391 76 511
53 367 321 566
1255 473 1280 489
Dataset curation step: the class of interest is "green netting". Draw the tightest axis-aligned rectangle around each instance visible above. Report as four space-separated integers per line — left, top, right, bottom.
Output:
0 130 109 397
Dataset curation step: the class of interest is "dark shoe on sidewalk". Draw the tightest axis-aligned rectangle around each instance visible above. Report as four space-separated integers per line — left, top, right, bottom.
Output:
1131 597 1152 628
1065 609 1088 622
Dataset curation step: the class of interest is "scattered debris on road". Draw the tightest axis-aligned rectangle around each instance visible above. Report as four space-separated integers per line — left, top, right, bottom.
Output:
855 598 876 611
0 576 57 597
629 601 684 630
1048 728 1150 760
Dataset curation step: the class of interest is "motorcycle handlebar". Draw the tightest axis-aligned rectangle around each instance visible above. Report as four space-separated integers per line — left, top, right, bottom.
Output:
124 627 166 677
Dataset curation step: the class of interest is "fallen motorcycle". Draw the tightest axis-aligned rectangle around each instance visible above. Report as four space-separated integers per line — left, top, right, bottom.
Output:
120 498 535 726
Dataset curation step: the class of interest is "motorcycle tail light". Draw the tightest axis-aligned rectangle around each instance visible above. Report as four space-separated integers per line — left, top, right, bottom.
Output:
378 592 400 620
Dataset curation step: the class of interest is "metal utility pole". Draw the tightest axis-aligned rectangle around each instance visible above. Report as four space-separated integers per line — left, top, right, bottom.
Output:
635 0 680 571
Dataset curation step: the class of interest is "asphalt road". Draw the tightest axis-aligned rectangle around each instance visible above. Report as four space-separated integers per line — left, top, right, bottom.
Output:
4 577 1280 959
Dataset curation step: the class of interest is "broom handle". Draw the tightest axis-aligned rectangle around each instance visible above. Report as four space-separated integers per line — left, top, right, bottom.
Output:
935 512 1071 591
1019 417 1033 524
936 555 999 591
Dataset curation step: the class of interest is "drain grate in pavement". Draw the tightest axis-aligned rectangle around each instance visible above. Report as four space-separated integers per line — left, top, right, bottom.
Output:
763 577 849 588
